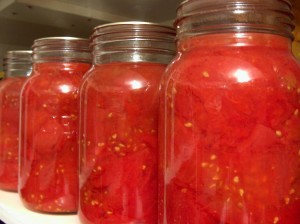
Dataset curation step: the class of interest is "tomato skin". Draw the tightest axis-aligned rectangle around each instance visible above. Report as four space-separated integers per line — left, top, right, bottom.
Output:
19 62 91 213
0 76 27 191
79 62 165 224
159 33 300 223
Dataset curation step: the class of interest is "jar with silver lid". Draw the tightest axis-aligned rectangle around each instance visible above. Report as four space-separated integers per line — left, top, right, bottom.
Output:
79 22 176 224
0 50 32 192
19 37 92 213
159 0 300 223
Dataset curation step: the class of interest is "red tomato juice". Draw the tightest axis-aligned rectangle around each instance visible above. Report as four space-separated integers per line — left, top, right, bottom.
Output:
79 62 166 223
160 33 300 224
0 76 27 191
19 62 91 213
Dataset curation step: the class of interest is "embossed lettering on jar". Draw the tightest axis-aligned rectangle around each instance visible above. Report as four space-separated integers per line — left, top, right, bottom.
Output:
159 0 300 223
79 22 175 224
19 37 92 213
0 50 32 191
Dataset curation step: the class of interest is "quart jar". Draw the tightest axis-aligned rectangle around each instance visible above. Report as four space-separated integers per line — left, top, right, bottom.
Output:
19 37 92 213
159 0 300 223
79 22 175 224
0 50 32 191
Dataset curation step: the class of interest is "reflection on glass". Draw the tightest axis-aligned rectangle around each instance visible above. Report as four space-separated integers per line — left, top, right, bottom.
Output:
59 84 71 93
233 69 251 83
129 80 143 90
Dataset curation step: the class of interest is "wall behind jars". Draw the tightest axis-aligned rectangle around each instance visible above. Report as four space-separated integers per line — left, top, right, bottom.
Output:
0 0 181 71
292 0 300 59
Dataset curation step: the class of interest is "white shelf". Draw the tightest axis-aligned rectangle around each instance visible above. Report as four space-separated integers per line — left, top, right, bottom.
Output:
0 190 81 224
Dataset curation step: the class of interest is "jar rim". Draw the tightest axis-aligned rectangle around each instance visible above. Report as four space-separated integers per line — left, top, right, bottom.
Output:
34 36 88 42
93 21 176 33
31 37 92 63
32 37 90 49
4 50 32 77
91 21 176 64
175 0 294 39
6 50 32 54
91 21 176 46
178 0 292 9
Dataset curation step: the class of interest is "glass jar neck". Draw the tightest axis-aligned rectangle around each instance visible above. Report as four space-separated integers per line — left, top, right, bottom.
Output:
5 68 32 78
5 63 32 78
93 39 175 65
33 51 92 64
91 22 176 65
4 51 32 78
93 51 175 65
32 61 90 72
178 33 292 53
175 0 294 41
32 37 92 64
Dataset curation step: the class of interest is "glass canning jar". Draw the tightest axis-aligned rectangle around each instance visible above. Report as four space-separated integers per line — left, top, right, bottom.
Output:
79 22 175 224
19 37 92 213
159 0 300 223
0 50 32 191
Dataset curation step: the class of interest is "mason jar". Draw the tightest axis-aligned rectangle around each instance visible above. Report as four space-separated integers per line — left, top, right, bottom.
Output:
19 37 92 213
0 50 32 191
79 22 175 224
159 0 300 223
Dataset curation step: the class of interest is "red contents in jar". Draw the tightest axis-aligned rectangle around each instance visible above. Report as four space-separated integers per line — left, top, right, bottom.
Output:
19 62 91 213
160 33 300 223
0 76 27 191
79 62 165 224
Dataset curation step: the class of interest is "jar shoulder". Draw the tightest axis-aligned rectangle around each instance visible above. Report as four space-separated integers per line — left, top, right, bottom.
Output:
0 77 27 94
22 71 83 95
82 63 166 90
166 47 300 86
